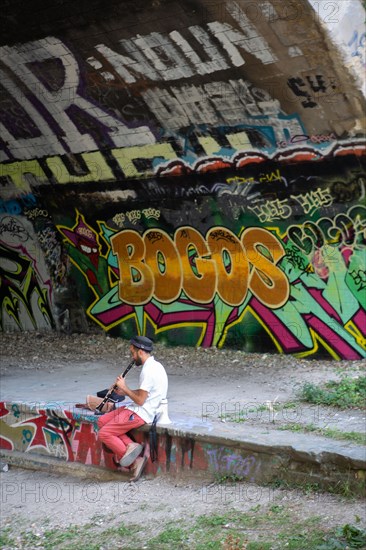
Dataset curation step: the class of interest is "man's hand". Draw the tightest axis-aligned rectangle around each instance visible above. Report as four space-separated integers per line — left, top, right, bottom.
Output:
115 375 128 394
115 376 148 406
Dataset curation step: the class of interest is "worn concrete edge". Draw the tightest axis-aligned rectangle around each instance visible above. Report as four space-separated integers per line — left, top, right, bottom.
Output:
139 423 366 469
0 449 132 482
2 401 366 470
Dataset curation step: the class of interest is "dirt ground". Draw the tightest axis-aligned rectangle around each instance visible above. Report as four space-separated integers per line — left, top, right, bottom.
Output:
0 332 365 548
1 467 366 549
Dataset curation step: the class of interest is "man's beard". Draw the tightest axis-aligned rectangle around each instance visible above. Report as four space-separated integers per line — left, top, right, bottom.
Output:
135 357 143 366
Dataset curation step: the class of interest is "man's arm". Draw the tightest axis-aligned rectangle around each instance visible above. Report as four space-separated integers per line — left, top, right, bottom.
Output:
115 376 148 406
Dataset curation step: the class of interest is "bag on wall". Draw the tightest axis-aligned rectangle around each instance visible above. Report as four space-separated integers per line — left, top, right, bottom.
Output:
96 389 125 403
75 391 125 413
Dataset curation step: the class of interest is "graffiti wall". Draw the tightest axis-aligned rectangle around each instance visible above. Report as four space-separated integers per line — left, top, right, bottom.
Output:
0 210 55 331
1 401 364 489
0 401 214 478
46 154 365 359
2 400 275 482
0 0 365 358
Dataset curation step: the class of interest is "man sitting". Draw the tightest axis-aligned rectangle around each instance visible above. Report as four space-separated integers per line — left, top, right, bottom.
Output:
97 336 168 481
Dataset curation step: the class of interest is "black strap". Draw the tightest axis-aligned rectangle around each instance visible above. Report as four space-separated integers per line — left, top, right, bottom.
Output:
149 414 158 463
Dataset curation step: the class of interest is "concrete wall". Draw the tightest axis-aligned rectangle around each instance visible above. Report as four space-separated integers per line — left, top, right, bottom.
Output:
2 401 365 492
1 0 365 358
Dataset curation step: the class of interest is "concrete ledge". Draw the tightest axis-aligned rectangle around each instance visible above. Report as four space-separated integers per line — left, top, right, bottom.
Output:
0 449 130 482
1 401 365 493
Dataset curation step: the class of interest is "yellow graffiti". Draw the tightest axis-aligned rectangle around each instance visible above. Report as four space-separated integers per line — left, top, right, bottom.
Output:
111 142 177 178
111 225 289 308
175 226 216 303
226 176 254 185
46 152 115 183
1 143 178 186
0 130 266 185
226 131 253 151
0 160 47 191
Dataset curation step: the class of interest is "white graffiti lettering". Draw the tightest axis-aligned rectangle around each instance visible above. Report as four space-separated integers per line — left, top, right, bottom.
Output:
291 187 333 216
0 39 155 160
248 198 292 222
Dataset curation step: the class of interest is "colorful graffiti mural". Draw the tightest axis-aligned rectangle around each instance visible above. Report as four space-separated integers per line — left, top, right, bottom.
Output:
0 401 212 477
0 214 54 331
1 400 364 489
0 402 119 468
0 400 277 484
0 0 365 357
51 156 366 360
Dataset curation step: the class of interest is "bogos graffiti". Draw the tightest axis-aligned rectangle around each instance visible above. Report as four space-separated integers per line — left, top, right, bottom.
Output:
111 226 289 309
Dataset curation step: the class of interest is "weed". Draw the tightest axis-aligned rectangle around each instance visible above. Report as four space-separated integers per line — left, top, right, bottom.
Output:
281 530 326 549
327 479 359 499
195 541 222 549
267 478 321 494
0 528 15 548
282 402 298 409
279 422 317 432
214 473 246 483
316 523 366 549
250 504 261 512
269 504 285 514
116 524 130 536
299 376 366 409
148 526 188 547
196 514 232 527
246 544 272 550
279 423 366 445
322 427 365 445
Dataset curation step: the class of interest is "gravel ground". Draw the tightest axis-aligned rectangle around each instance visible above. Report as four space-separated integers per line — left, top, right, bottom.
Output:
1 331 365 373
1 467 366 549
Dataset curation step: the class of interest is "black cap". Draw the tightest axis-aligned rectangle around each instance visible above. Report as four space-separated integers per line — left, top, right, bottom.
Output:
130 335 153 352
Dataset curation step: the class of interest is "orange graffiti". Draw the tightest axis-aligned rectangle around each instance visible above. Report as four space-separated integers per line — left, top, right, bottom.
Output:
111 226 289 308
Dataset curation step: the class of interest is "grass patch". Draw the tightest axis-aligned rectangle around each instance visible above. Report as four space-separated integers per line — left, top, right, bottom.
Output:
148 526 188 548
193 509 366 549
0 528 16 548
214 473 247 483
15 521 142 550
299 376 366 409
278 423 366 445
316 523 366 549
221 522 366 550
268 475 366 498
268 478 322 493
3 508 365 550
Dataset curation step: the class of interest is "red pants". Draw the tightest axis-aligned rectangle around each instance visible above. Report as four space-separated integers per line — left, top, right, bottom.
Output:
97 407 145 461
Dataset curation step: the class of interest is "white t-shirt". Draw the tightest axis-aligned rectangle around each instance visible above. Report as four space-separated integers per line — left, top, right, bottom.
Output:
126 356 168 423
